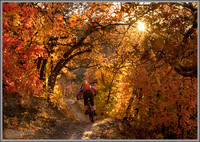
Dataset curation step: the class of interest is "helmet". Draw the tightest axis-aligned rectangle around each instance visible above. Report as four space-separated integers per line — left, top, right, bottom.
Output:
82 80 88 85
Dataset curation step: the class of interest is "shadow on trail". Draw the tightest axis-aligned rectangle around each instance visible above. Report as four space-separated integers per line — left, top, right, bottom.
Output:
48 97 132 139
49 120 96 139
49 98 101 139
49 117 131 139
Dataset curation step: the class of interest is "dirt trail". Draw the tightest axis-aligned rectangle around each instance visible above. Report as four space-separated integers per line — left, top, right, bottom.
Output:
65 99 90 123
49 98 101 139
49 119 102 139
48 80 131 139
48 98 131 139
48 79 101 139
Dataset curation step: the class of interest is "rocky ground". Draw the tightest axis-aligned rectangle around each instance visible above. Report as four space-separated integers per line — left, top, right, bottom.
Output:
3 98 133 140
48 118 132 139
48 99 133 139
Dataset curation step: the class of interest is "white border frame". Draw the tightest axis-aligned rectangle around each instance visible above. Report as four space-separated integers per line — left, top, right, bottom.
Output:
0 0 199 142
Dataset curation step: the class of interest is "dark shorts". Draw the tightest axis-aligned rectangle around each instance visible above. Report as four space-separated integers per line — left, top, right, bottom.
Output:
83 90 94 106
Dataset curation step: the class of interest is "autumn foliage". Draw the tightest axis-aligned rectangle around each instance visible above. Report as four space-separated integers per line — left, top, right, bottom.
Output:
3 3 44 97
3 2 198 139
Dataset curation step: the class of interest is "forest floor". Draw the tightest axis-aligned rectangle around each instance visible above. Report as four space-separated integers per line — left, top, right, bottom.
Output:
3 98 133 140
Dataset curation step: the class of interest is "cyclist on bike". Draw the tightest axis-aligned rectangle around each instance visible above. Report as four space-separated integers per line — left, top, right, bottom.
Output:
76 80 97 116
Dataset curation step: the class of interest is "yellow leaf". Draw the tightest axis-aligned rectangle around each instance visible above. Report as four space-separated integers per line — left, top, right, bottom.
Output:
68 38 72 43
69 15 77 23
13 116 18 120
78 11 81 16
78 25 83 28
5 119 9 124
155 134 164 139
71 15 77 20
59 15 63 19
156 76 161 85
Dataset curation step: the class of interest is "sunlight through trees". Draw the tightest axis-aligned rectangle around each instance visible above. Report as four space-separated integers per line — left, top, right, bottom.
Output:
3 2 198 139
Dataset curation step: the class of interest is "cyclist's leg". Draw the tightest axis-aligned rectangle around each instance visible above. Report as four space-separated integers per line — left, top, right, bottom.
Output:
88 90 97 115
83 92 89 114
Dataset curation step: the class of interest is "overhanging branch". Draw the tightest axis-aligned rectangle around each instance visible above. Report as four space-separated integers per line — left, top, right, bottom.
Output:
64 48 92 63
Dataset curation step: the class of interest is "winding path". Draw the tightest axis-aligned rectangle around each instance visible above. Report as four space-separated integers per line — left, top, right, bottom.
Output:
48 80 132 139
48 98 131 139
49 98 103 139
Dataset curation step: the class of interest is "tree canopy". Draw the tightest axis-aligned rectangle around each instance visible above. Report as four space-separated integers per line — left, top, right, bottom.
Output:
2 2 198 139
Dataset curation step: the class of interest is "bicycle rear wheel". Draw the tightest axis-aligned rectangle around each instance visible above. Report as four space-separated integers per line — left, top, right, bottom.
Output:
89 111 94 122
88 101 94 122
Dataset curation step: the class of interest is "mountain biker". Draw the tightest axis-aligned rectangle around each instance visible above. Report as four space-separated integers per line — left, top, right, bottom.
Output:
76 80 97 116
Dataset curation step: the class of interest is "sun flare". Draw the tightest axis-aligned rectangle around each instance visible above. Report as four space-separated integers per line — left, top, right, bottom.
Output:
137 21 146 31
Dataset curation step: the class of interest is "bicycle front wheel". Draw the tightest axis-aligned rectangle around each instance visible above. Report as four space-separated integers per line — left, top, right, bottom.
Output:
88 101 94 122
89 111 94 122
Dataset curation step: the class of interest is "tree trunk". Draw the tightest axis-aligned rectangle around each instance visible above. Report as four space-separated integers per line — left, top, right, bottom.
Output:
47 65 63 103
123 86 137 121
106 90 111 104
45 46 93 102
106 71 118 104
39 59 47 81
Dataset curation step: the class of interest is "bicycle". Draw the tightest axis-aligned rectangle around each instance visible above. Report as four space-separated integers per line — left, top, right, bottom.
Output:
79 95 95 123
87 98 94 122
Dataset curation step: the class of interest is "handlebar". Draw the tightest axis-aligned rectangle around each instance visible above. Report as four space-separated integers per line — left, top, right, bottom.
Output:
78 94 96 100
78 94 83 100
79 96 83 100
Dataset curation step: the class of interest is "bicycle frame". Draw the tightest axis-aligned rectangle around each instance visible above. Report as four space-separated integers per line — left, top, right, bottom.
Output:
87 99 94 122
79 95 94 122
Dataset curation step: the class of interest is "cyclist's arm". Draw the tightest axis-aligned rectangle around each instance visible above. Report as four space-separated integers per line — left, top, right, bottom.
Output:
76 88 84 100
91 86 97 95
